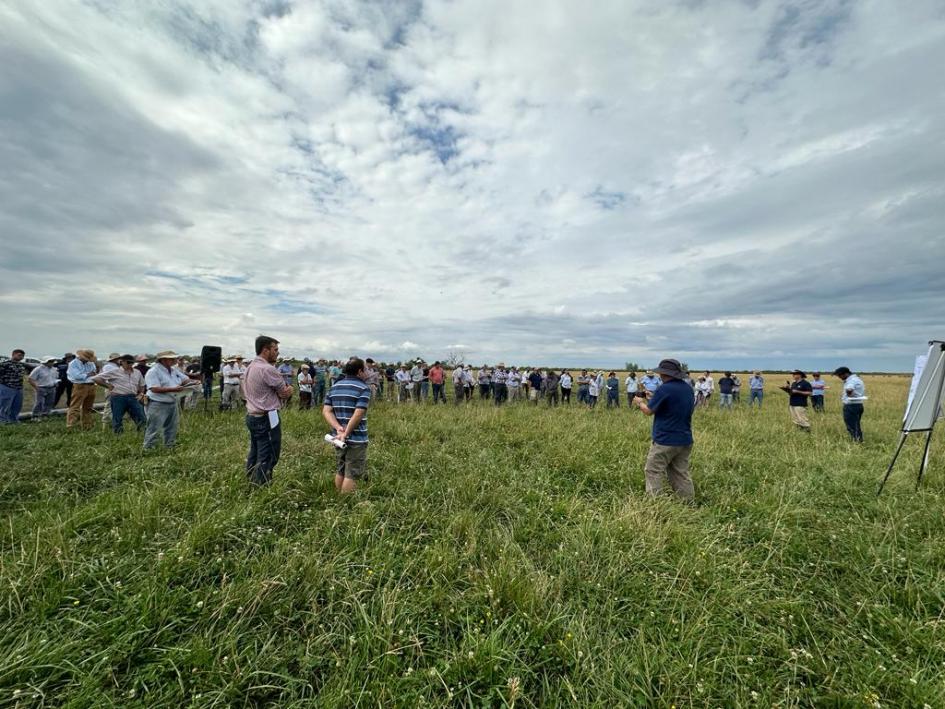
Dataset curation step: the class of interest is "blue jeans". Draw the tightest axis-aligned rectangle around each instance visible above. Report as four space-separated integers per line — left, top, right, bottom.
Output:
843 403 864 442
811 395 825 411
749 390 763 407
719 393 733 409
314 380 326 405
0 383 23 423
246 414 281 486
143 401 180 448
110 394 146 433
432 382 445 403
32 386 57 418
606 391 619 407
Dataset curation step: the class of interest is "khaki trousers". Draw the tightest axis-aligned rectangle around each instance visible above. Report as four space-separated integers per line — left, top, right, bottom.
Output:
644 442 694 501
789 405 811 430
67 383 96 429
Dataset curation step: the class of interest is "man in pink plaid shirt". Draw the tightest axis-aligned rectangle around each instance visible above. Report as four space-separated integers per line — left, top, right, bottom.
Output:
243 335 293 486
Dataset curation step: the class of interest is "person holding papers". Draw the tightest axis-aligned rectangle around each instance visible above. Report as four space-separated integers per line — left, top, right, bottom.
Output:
243 336 293 486
833 366 867 442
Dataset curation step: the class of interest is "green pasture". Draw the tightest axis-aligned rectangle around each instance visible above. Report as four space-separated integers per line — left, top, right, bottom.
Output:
1 375 943 707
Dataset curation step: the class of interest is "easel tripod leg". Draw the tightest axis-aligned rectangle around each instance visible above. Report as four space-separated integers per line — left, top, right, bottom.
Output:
916 430 933 490
877 432 908 496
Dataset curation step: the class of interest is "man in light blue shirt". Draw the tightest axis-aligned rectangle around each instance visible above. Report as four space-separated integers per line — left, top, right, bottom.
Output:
748 371 764 408
833 366 866 442
66 348 99 429
641 371 661 395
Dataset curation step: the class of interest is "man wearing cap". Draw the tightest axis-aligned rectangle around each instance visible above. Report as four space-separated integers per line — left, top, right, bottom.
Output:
409 360 424 403
833 366 866 442
640 370 662 397
0 349 27 424
428 361 446 403
297 364 313 409
243 335 293 486
93 355 146 433
780 370 812 433
221 357 245 410
27 356 59 420
634 359 697 502
143 351 199 449
66 349 99 429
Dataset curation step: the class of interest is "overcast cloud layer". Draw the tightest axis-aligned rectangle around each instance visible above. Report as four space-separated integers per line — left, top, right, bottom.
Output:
1 1 943 370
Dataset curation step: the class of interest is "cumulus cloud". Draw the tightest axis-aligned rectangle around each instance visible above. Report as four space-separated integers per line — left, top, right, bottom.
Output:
1 0 943 370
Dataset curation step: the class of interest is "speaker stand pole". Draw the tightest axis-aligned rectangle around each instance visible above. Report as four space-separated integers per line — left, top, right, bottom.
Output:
877 431 908 496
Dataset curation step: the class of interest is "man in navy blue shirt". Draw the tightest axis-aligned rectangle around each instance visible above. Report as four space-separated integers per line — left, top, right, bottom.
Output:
780 370 812 433
323 357 372 494
634 358 696 502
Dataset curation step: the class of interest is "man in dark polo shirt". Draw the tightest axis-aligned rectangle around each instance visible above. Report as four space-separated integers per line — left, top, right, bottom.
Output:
323 357 372 494
781 370 812 432
634 358 696 502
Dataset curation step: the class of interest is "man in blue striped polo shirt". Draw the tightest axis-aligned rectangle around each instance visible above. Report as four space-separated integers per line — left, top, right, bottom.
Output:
322 357 372 493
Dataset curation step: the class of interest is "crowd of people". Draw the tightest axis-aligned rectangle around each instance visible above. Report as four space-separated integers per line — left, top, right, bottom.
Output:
0 344 869 500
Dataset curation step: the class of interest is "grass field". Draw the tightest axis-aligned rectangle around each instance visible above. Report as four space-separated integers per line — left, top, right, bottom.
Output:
2 375 944 707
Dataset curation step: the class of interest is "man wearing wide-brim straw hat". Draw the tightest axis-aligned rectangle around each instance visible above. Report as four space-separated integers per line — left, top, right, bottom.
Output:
221 356 245 411
66 349 99 429
633 358 697 503
143 350 200 450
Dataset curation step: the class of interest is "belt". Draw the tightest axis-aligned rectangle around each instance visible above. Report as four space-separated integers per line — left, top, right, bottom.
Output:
247 412 266 417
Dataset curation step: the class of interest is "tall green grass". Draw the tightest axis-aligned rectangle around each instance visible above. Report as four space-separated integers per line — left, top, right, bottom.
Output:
1 376 943 707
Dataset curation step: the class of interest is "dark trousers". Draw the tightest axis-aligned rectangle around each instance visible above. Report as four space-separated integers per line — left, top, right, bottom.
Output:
246 415 282 486
54 379 73 408
493 383 507 405
812 395 825 411
432 383 445 403
299 391 312 409
110 394 146 433
577 385 589 404
479 384 490 399
842 403 864 442
561 387 571 403
607 391 619 408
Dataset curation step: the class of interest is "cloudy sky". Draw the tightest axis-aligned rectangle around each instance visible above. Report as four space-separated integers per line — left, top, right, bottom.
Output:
1 1 943 370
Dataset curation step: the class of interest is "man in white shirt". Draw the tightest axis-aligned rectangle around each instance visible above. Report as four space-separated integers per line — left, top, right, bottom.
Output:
394 365 410 403
702 371 714 404
833 366 866 442
409 361 424 403
28 356 60 419
625 371 639 407
221 357 245 410
507 367 522 401
144 350 200 450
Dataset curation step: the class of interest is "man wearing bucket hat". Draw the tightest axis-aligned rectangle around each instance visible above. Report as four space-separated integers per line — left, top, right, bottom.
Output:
143 350 200 449
634 358 697 502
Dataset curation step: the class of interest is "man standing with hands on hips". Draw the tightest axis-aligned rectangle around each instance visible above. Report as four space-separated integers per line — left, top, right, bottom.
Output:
833 366 867 442
634 359 697 503
243 335 293 486
323 357 371 494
